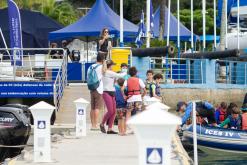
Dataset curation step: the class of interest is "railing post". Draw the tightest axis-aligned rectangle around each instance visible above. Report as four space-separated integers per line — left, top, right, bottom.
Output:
229 62 232 84
13 49 16 81
245 63 247 85
200 60 203 84
205 59 216 88
192 101 198 165
170 59 173 83
188 60 191 84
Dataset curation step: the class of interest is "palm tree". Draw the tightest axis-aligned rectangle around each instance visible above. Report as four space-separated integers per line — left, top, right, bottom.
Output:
159 0 166 41
219 0 227 50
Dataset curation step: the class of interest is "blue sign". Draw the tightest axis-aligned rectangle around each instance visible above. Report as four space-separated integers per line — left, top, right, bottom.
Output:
0 82 54 98
37 121 46 129
78 109 84 115
7 0 23 66
146 148 162 164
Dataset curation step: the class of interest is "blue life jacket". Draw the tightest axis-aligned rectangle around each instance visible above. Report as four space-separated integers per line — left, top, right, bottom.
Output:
149 83 161 97
115 85 126 108
228 115 242 129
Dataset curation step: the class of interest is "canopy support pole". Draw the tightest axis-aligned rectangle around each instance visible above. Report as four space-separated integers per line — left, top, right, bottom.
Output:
225 0 228 50
202 0 206 52
120 0 124 47
191 0 194 52
146 0 151 48
214 0 217 51
86 37 89 62
237 0 240 50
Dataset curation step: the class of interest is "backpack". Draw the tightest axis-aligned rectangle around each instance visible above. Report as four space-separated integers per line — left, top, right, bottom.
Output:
87 64 101 90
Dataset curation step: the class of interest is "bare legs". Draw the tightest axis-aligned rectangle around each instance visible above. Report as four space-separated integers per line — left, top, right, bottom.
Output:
90 109 99 129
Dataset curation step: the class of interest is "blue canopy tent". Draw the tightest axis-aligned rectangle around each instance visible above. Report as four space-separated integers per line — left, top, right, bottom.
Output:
48 0 138 41
153 7 198 41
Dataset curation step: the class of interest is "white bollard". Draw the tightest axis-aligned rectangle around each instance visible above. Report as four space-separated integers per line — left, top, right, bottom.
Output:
146 102 170 111
29 101 55 162
143 96 161 106
74 98 89 137
127 106 181 165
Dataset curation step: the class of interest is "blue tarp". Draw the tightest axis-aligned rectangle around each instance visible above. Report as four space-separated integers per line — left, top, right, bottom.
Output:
199 35 220 42
0 8 63 48
153 7 198 41
49 0 138 41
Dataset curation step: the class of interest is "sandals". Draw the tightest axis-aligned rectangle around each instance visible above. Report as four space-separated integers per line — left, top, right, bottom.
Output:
100 124 106 133
107 130 118 134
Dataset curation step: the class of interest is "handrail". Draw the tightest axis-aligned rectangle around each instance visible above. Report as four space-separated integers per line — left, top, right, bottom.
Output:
0 48 67 111
53 50 67 111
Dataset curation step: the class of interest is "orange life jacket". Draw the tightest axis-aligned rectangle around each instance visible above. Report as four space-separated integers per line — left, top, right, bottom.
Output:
219 108 227 123
242 113 247 130
127 77 141 96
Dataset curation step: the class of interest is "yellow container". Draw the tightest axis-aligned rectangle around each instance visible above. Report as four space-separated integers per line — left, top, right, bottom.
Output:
111 48 131 72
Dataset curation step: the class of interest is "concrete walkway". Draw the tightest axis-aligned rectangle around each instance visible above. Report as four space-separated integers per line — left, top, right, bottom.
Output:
13 84 191 165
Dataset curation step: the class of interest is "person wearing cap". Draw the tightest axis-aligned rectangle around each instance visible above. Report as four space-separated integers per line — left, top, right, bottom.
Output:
100 60 126 134
177 101 217 127
241 103 247 130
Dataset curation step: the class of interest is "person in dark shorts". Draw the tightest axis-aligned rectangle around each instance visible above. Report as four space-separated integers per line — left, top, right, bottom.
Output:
115 78 127 136
88 53 105 130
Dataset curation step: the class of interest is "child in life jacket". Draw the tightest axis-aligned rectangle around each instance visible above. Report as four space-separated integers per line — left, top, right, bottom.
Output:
149 73 163 100
124 67 146 120
241 103 247 130
215 102 228 124
115 78 127 136
220 107 242 129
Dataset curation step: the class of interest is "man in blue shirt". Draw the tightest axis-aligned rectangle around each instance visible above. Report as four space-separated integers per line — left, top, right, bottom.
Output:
177 101 216 126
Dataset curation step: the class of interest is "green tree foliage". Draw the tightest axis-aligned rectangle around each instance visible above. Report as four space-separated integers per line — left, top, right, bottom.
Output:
175 8 216 35
0 0 78 26
42 1 78 26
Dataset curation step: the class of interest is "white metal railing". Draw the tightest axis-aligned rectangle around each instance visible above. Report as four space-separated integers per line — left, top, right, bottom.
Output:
53 52 67 111
150 57 205 84
0 48 67 111
215 59 247 85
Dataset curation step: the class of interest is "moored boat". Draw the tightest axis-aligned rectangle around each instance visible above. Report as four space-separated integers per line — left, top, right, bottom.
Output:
183 125 247 154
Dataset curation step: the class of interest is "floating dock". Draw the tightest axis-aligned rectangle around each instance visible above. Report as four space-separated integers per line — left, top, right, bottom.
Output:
9 84 191 165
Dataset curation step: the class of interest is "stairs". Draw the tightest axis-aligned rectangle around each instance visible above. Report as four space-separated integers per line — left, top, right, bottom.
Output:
55 84 91 124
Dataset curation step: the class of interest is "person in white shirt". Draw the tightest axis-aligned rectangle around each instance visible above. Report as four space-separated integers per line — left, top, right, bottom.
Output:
88 53 105 130
100 60 126 134
124 67 146 121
